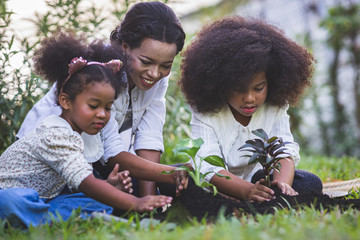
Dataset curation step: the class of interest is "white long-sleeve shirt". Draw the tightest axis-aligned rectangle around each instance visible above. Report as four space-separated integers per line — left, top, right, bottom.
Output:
190 103 300 183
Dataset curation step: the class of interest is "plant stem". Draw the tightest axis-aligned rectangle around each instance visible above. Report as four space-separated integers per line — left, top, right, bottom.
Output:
265 174 270 187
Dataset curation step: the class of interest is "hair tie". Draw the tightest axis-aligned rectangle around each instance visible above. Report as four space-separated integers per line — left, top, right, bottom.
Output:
60 57 123 93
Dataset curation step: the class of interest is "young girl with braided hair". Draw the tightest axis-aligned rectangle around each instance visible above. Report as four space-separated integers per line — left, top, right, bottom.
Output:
0 32 175 228
179 16 323 202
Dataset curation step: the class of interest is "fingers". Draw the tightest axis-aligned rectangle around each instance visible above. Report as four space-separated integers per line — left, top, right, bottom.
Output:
276 182 298 196
109 163 119 177
119 170 132 193
119 170 129 178
173 170 189 196
119 170 130 181
136 195 173 212
248 181 275 202
127 187 134 194
124 180 133 193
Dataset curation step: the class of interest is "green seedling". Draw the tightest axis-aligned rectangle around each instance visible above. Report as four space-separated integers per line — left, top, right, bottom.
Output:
162 138 230 195
239 128 291 187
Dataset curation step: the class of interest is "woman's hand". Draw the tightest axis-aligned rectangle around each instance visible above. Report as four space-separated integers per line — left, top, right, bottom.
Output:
172 164 191 196
106 164 133 193
247 179 275 202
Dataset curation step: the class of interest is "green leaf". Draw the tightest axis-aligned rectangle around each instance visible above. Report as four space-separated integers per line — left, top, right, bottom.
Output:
203 172 213 178
160 170 175 175
274 162 282 172
214 172 231 179
188 171 199 186
202 155 226 168
174 165 191 171
248 152 261 164
212 185 218 196
252 128 269 141
265 156 272 164
269 141 288 156
267 136 278 143
239 142 265 154
173 138 204 159
200 182 218 196
245 139 266 150
160 165 191 175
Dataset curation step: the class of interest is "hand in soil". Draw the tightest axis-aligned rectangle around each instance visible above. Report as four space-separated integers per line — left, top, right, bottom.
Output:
272 180 298 196
248 179 275 202
173 163 191 196
134 195 172 212
106 164 133 193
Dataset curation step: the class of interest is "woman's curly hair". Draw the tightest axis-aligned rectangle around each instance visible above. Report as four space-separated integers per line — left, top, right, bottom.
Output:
179 16 315 114
33 31 126 104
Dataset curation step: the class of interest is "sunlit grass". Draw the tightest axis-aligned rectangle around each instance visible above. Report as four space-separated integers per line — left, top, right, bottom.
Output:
2 206 360 240
1 155 360 240
298 155 360 182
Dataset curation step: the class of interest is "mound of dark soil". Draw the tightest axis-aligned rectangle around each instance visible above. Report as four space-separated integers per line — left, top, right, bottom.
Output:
172 185 360 220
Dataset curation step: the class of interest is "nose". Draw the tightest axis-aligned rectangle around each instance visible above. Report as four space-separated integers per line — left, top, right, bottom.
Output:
148 65 161 79
96 108 106 119
243 91 255 103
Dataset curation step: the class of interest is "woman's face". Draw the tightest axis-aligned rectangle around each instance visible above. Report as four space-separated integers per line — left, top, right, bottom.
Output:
122 38 177 90
228 71 268 126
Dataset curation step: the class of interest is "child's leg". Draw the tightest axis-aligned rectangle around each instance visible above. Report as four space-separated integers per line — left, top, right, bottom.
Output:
251 169 323 194
0 188 50 228
291 170 323 194
46 192 113 221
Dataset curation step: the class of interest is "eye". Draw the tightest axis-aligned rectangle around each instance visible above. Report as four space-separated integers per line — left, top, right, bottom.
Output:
105 104 113 111
140 59 151 65
162 65 172 70
89 104 97 109
255 86 265 91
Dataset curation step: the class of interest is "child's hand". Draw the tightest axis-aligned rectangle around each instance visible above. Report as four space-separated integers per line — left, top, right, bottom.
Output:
247 179 275 202
134 195 172 212
106 164 133 193
272 180 298 196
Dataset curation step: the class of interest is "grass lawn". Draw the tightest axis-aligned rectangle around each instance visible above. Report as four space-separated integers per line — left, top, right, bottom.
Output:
1 155 360 240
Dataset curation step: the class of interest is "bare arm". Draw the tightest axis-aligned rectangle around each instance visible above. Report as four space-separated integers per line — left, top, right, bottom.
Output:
210 170 275 202
273 158 295 184
107 151 187 194
272 157 297 195
78 174 172 212
136 149 161 196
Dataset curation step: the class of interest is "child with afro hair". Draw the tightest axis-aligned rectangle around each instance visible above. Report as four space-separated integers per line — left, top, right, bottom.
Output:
179 16 323 202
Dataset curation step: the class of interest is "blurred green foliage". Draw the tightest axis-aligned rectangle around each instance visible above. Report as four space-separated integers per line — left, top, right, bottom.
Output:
1 0 360 160
0 0 176 155
0 0 44 150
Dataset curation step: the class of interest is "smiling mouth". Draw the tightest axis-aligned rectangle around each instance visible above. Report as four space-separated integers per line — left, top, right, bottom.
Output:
142 77 156 86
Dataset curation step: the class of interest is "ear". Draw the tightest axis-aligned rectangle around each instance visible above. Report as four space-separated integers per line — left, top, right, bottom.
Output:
122 42 130 52
58 93 71 110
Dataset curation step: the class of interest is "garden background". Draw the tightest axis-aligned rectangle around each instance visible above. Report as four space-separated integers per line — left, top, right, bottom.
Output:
1 0 360 239
2 0 360 160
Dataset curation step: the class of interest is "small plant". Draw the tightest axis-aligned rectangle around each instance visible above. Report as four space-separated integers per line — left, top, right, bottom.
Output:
345 187 360 200
162 138 230 195
239 129 291 187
